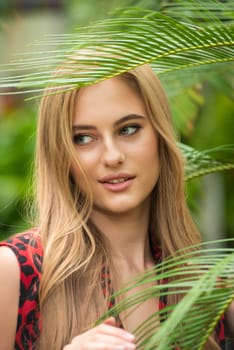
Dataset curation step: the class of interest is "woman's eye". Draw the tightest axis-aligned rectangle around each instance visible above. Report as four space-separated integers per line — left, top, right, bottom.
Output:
73 134 93 145
120 125 140 136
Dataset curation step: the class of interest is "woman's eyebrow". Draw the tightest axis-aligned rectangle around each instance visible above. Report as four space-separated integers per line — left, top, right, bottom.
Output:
114 114 145 126
72 124 96 131
72 114 145 131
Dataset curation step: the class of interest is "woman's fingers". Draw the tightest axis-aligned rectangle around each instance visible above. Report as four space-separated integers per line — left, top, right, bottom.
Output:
81 333 135 348
103 316 118 327
63 318 136 350
95 323 135 342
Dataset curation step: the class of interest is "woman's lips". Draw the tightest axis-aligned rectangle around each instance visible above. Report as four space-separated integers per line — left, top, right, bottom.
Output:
99 174 135 192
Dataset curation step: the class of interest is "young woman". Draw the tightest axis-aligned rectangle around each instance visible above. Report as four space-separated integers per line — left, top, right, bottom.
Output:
0 64 232 350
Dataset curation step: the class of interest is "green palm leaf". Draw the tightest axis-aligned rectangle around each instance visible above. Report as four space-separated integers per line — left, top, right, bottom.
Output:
97 240 234 349
161 0 234 25
179 144 234 180
0 4 233 95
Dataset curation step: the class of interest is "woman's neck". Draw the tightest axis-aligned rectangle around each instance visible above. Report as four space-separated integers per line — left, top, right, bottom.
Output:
91 204 153 270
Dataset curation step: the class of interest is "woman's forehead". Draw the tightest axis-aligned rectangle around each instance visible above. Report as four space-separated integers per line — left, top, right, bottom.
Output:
73 77 146 125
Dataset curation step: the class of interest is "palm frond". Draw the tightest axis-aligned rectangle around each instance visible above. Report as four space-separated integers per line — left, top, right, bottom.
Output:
161 0 234 25
0 4 233 96
97 240 234 350
179 144 234 180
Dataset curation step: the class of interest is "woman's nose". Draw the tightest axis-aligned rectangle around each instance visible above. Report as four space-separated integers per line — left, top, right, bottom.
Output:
101 139 125 167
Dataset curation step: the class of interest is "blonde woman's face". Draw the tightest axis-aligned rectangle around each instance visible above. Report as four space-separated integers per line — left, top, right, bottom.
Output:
72 77 160 216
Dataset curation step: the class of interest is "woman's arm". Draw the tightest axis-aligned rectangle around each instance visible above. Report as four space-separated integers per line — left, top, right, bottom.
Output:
0 246 20 350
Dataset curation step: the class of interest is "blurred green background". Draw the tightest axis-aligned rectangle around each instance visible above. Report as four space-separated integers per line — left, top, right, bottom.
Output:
0 0 233 243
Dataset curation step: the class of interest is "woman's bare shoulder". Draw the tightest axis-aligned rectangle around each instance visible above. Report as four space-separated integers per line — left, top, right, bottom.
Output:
0 245 20 273
0 246 20 350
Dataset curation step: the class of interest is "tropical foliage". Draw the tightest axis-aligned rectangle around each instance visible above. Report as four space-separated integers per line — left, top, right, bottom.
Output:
0 3 233 94
97 239 234 349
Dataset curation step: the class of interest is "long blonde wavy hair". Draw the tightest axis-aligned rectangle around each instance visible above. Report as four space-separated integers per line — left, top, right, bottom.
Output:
35 64 220 349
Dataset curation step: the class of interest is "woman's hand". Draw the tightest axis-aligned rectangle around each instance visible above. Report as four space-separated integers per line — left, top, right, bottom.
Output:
63 317 136 350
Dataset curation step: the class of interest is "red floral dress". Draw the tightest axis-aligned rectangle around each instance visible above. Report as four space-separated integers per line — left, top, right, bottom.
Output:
0 230 227 350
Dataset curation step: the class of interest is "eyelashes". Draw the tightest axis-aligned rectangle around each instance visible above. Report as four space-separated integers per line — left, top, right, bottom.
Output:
73 134 94 145
119 124 141 136
73 124 142 146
